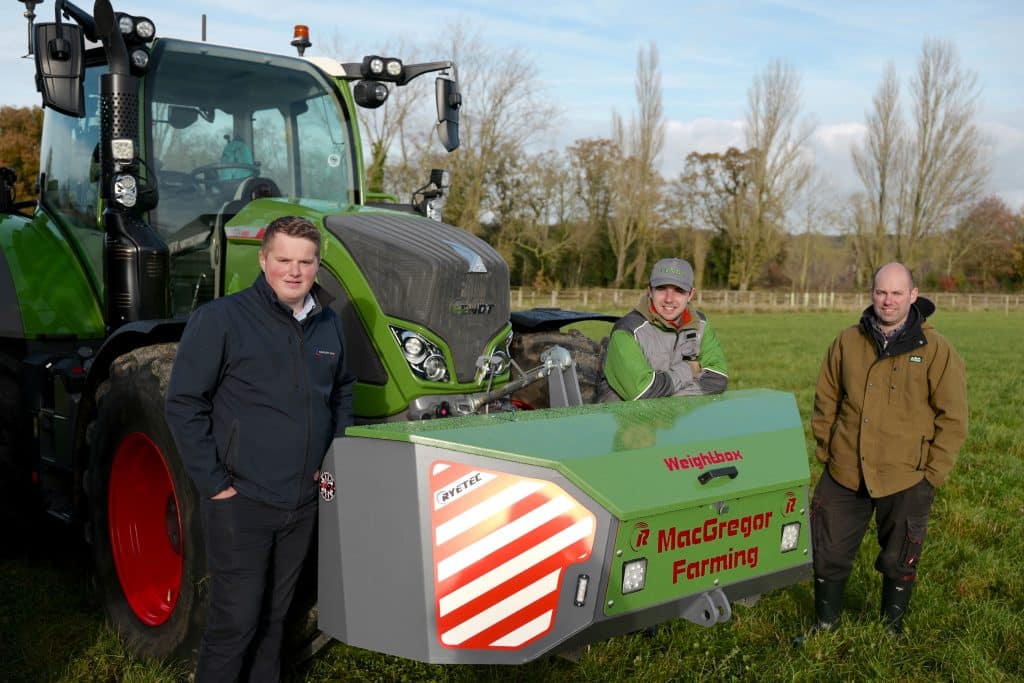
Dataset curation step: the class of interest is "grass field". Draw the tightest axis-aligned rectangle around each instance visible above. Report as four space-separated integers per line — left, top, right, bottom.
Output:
2 310 1022 682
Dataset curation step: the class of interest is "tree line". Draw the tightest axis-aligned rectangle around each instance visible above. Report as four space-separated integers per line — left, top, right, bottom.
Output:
354 32 1023 293
3 35 1023 292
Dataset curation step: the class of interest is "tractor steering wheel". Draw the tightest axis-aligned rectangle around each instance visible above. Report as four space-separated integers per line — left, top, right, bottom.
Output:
191 163 259 195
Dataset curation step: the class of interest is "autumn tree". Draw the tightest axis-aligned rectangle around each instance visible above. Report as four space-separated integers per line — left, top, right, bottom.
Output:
941 196 1022 289
607 42 665 288
678 147 756 288
0 105 44 201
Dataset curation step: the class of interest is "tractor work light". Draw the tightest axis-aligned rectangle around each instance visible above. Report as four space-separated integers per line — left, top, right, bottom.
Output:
780 522 801 553
622 558 647 594
488 351 510 376
353 80 389 109
402 334 426 363
111 138 134 162
391 326 449 383
422 355 447 382
134 18 156 40
130 47 150 71
362 55 404 82
112 174 137 207
118 14 134 34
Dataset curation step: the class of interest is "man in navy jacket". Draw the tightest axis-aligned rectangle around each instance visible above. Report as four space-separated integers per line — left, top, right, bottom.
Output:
166 215 354 682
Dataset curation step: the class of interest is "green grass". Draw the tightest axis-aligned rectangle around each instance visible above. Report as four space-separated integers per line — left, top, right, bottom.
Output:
2 311 1022 682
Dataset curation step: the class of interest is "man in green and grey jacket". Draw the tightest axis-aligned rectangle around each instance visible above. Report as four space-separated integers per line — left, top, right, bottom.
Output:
600 258 727 401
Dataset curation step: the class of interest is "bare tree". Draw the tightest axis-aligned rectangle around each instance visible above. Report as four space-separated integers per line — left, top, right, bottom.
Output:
850 62 905 283
790 173 837 292
417 24 559 237
662 172 709 288
736 59 814 290
365 53 427 195
896 39 988 264
607 42 665 288
566 137 620 286
568 138 619 239
497 151 579 287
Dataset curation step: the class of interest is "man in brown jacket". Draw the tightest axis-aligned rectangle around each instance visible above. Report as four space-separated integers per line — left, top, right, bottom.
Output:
805 262 968 637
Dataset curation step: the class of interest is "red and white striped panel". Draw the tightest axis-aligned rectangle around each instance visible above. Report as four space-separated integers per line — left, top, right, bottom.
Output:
430 461 596 650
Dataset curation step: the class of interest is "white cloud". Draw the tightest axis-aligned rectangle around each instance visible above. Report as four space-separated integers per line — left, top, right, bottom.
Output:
808 122 864 196
660 118 745 177
982 120 1024 211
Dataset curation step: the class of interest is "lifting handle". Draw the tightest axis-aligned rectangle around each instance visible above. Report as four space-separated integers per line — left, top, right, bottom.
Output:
697 466 738 485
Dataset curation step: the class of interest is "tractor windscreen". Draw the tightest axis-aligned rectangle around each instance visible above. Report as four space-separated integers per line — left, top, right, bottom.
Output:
144 38 357 313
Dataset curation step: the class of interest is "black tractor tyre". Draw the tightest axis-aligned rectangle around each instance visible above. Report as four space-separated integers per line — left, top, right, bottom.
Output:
510 330 607 408
0 351 33 542
88 343 208 662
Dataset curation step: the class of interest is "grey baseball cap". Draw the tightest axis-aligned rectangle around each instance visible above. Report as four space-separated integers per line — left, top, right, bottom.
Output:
649 258 694 290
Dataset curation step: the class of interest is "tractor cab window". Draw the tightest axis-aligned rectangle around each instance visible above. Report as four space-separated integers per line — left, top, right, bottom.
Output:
145 39 356 314
38 66 103 290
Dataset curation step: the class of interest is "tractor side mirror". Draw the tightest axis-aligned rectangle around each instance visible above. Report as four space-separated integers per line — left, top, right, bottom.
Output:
33 22 86 118
435 76 461 152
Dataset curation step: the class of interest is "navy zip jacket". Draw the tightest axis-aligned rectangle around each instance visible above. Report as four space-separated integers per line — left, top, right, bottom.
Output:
165 273 355 509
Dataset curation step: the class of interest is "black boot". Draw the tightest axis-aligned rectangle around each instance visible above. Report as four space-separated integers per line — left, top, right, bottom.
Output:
794 575 846 645
814 575 846 629
881 577 914 634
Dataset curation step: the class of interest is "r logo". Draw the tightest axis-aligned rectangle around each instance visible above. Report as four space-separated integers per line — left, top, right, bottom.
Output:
783 491 797 516
630 522 650 551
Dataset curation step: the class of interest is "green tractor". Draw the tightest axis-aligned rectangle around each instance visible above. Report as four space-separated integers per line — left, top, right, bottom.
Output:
1 0 812 667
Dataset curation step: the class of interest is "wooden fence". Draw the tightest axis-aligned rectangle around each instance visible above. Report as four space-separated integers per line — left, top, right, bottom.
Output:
511 288 1024 314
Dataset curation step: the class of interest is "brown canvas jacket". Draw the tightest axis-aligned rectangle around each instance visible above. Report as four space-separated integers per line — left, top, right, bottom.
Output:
811 301 968 498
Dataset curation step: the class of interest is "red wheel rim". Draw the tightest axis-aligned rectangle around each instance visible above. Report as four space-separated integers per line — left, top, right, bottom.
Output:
108 432 183 626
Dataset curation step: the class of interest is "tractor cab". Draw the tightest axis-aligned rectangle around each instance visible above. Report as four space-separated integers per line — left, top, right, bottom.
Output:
144 39 357 314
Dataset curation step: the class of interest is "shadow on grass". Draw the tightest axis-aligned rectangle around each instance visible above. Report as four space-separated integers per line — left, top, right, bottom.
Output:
0 515 106 682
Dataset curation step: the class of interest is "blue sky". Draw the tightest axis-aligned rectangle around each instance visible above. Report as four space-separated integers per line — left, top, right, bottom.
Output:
2 0 1021 208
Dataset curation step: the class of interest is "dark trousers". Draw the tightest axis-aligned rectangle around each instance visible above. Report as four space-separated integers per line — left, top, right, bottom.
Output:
810 469 935 581
196 494 317 683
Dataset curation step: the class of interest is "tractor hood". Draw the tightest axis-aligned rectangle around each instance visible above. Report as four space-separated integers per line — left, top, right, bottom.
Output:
324 212 510 383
